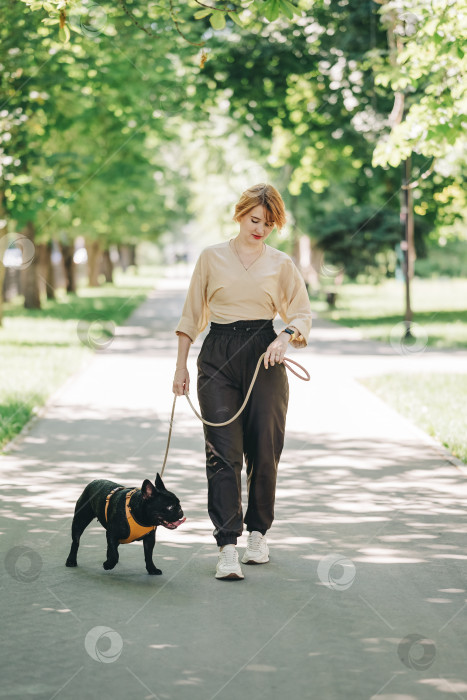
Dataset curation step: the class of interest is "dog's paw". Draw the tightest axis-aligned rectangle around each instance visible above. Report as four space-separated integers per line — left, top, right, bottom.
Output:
65 559 77 567
147 566 162 575
103 560 117 570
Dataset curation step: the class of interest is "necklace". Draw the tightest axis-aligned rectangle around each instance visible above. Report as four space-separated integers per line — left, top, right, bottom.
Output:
231 238 265 271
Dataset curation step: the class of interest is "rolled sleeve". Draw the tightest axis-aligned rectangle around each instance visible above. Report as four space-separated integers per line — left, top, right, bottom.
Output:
277 258 312 348
174 251 210 344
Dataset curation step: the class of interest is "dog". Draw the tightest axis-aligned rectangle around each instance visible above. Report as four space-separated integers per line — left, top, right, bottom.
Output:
65 473 185 575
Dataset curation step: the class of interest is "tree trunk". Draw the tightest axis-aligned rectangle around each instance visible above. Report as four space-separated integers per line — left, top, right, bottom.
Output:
383 2 415 331
0 191 7 326
402 156 415 332
21 221 41 309
295 235 325 293
45 241 56 300
101 248 114 283
37 242 56 300
309 244 325 291
60 243 76 293
86 240 101 287
128 244 136 267
118 244 131 271
406 158 416 280
0 260 5 326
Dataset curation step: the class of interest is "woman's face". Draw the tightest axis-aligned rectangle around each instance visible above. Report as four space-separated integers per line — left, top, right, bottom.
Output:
238 205 275 244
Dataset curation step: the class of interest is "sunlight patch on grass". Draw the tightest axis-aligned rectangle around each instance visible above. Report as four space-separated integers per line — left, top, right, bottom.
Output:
311 278 467 349
360 373 467 464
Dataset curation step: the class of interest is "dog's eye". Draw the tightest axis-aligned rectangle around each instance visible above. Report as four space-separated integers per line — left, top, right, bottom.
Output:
166 505 174 511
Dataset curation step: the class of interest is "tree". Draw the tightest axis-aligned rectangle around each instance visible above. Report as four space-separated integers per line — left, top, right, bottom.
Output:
1 0 203 313
370 0 467 333
194 0 463 285
21 0 302 47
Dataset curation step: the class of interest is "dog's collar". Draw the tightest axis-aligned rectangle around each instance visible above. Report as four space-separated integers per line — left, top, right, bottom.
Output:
105 487 156 544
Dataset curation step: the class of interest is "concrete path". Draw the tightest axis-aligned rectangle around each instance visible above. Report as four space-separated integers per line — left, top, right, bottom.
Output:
2 267 467 700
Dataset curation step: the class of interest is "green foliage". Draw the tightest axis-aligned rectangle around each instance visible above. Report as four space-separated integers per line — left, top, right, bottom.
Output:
2 0 465 288
1 0 196 245
372 0 467 168
313 205 401 280
262 0 300 22
210 11 226 30
20 0 301 45
196 0 465 278
414 239 467 278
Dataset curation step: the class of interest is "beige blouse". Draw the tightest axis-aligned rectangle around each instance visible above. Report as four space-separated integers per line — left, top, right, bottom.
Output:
174 239 312 349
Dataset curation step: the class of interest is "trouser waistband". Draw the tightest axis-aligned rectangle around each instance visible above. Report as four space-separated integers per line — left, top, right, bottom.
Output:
209 319 274 335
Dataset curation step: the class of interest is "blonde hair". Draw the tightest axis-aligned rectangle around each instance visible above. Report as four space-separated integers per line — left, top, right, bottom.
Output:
233 183 287 231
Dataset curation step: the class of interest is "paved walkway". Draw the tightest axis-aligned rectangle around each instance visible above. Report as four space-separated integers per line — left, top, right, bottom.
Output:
2 268 467 700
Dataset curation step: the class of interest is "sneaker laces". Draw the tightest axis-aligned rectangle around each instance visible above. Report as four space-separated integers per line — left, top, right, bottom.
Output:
247 532 264 551
219 546 238 565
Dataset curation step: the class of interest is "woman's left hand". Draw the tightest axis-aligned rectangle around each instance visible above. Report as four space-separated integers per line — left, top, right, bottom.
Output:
264 333 289 369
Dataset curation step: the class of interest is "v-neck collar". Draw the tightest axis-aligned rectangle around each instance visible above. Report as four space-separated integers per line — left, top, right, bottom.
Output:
228 238 266 272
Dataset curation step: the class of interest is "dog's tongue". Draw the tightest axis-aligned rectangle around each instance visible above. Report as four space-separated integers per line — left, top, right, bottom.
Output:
162 516 186 530
166 517 186 529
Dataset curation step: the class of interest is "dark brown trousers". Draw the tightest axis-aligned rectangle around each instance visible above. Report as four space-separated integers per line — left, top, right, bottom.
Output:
197 319 289 546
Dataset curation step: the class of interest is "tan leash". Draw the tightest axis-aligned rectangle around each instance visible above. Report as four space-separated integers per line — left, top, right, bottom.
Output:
160 352 310 477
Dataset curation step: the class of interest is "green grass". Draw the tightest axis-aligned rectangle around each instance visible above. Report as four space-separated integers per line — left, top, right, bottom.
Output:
311 278 467 349
0 265 160 452
313 278 467 462
359 373 467 464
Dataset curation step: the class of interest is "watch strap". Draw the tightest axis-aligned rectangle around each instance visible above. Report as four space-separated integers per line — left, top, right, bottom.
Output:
282 327 296 340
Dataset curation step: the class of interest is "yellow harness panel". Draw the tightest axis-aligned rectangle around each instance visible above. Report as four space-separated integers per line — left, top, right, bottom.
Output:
105 487 156 544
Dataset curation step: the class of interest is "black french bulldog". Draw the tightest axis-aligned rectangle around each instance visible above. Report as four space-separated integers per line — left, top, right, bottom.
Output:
65 473 185 575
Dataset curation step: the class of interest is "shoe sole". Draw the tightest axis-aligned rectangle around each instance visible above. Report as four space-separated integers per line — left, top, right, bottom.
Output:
242 558 269 565
215 572 244 580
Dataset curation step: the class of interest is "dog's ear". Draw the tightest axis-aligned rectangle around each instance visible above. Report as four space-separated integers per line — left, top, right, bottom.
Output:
142 479 156 500
155 473 165 492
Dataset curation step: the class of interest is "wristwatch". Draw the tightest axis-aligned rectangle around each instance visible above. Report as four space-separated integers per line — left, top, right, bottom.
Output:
282 327 296 341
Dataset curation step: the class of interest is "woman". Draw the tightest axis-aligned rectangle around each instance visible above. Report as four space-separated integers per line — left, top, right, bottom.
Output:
172 183 312 580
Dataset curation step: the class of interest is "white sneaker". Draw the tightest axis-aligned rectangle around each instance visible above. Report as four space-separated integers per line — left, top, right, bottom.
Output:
215 544 244 580
242 531 270 564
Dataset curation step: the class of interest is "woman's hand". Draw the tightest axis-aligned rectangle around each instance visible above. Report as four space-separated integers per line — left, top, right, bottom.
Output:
173 367 190 396
264 333 289 369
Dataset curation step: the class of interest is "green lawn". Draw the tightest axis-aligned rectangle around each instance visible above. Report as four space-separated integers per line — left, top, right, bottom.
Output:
311 278 467 349
359 373 467 464
0 265 159 452
311 277 467 463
